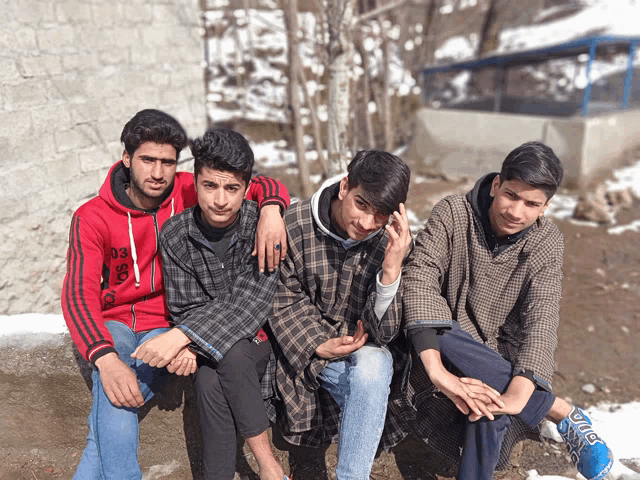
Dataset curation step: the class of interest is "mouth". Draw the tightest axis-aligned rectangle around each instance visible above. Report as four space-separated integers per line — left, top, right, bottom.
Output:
147 182 165 190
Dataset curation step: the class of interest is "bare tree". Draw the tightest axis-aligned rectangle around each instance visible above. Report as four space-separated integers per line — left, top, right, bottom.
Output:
326 0 355 176
284 0 313 197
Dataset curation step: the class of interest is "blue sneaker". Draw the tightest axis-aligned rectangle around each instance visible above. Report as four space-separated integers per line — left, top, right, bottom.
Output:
557 406 614 480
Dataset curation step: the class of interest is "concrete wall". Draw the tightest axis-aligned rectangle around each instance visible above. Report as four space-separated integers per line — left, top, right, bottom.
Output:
0 0 206 315
407 107 640 189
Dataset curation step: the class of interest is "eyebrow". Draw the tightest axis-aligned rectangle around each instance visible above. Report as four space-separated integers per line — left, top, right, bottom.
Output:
139 155 176 162
506 188 543 206
355 194 372 207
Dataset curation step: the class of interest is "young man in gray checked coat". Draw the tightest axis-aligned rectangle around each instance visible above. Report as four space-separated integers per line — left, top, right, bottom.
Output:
268 151 413 480
131 129 289 480
398 141 614 480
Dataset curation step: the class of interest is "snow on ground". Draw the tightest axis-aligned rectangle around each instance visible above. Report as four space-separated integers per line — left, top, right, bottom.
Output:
545 157 640 232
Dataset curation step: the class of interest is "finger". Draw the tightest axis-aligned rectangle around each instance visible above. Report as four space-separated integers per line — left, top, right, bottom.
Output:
104 384 124 407
279 234 287 261
131 346 140 359
451 396 470 416
189 360 198 374
467 395 494 421
399 203 409 224
128 382 145 407
385 223 400 243
175 359 187 376
266 240 276 272
167 360 178 374
256 234 266 272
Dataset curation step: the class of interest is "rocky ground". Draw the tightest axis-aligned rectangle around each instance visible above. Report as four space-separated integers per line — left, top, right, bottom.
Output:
1 188 639 480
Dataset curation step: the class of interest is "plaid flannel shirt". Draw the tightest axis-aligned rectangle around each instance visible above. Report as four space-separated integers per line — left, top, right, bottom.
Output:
267 187 406 447
390 191 564 470
160 201 278 393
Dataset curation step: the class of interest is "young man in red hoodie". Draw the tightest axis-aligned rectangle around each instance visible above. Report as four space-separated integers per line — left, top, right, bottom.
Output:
61 109 290 480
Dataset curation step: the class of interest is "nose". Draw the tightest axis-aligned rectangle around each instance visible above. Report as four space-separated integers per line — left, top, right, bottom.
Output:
213 189 226 207
360 213 377 231
506 201 523 221
150 161 163 180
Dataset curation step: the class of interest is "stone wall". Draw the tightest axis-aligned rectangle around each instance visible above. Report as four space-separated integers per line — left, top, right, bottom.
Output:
0 0 206 314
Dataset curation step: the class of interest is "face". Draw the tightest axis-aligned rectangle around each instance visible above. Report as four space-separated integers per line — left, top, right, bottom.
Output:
122 141 178 210
489 176 550 237
335 177 390 241
195 166 248 228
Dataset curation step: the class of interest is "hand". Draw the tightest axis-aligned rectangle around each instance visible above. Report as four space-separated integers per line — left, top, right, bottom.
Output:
167 346 198 376
131 328 191 368
253 204 287 273
95 352 144 408
464 375 533 421
424 358 504 421
381 203 412 285
315 320 368 359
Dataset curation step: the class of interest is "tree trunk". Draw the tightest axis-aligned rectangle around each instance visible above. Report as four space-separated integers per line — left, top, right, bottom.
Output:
284 0 313 198
327 0 355 176
298 67 328 177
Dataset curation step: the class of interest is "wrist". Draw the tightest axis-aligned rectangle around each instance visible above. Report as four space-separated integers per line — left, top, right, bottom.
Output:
380 267 400 285
94 352 119 371
171 328 192 348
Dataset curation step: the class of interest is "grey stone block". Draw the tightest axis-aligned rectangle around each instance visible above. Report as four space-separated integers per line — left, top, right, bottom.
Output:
55 2 92 24
0 57 21 82
44 154 81 182
62 52 100 71
0 110 32 137
54 126 98 153
11 0 56 25
78 146 117 173
31 104 72 133
36 26 76 54
18 54 63 78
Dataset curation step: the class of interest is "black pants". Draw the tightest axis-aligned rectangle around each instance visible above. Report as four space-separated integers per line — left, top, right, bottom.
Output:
438 322 555 480
195 338 271 480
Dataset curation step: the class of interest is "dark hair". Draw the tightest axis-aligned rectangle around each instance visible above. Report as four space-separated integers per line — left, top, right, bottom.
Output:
120 109 188 158
191 128 254 184
346 150 411 215
500 141 563 199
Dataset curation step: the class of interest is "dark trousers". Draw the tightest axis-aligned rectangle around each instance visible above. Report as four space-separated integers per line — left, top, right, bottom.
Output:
438 323 556 480
195 338 271 480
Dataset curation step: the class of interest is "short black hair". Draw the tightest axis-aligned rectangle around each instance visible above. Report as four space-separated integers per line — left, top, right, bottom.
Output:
346 150 411 215
500 141 564 199
191 128 254 184
120 109 188 158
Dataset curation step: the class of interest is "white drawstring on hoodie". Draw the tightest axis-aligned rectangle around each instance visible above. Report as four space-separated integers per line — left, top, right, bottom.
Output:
127 212 141 288
126 199 175 288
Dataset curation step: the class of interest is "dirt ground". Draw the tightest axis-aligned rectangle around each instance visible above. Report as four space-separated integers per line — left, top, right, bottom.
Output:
1 191 639 480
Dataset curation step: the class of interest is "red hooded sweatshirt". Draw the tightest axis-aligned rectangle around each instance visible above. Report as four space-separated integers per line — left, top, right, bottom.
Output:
62 161 289 363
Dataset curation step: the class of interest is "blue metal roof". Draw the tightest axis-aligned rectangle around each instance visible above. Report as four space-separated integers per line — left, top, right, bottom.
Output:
422 35 640 75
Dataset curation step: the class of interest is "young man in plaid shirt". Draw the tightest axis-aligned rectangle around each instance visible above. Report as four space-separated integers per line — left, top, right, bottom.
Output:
131 129 289 480
268 151 412 480
400 142 614 480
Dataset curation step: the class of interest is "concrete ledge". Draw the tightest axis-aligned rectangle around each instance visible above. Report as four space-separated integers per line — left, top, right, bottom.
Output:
407 107 640 188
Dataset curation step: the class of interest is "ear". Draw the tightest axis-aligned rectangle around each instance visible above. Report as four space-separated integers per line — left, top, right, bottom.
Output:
338 177 349 200
121 150 131 168
540 199 550 216
489 175 501 198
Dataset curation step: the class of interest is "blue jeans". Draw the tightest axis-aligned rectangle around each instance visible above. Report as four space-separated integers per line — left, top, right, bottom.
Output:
317 344 394 480
73 321 170 480
438 323 555 480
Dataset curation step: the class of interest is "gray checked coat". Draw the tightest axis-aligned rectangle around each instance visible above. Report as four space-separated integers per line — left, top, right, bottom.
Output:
267 182 406 447
389 176 564 471
160 201 278 397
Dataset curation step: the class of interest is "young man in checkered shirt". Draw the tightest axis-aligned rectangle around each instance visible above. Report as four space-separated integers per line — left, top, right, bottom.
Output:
401 142 614 480
131 129 289 480
268 151 413 480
